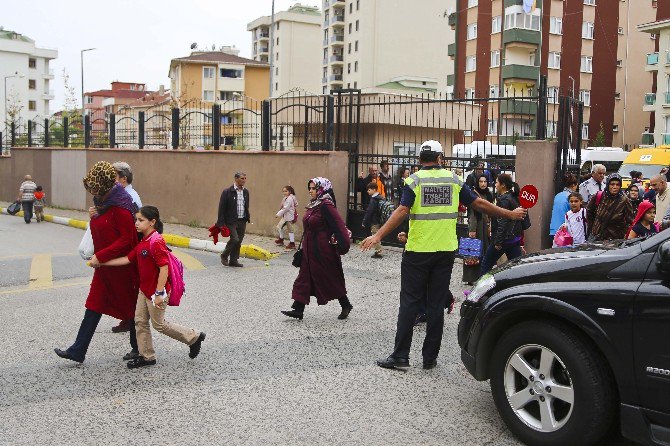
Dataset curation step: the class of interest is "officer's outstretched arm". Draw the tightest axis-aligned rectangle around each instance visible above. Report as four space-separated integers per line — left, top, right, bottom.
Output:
471 198 526 220
360 205 409 251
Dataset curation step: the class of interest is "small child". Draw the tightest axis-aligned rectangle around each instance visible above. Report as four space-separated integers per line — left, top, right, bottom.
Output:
33 185 46 222
275 185 298 250
361 182 383 258
563 192 588 246
627 200 658 239
98 206 205 369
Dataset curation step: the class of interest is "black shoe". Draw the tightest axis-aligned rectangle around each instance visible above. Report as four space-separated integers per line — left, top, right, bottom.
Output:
229 261 244 268
54 348 84 363
127 356 156 369
423 359 438 370
371 253 383 259
220 254 229 266
338 306 352 320
281 309 304 320
414 313 427 326
376 356 410 370
112 319 132 333
123 349 140 361
189 332 206 359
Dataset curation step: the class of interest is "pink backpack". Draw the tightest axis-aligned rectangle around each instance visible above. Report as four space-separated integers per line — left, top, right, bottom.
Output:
148 232 186 306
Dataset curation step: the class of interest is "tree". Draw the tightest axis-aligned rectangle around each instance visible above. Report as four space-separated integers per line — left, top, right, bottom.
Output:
4 88 23 128
589 122 606 147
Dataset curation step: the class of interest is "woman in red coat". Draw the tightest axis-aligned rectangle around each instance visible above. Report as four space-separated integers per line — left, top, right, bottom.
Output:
281 177 353 320
55 161 139 363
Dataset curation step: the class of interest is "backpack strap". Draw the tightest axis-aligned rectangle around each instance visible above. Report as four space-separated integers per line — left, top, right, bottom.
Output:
596 190 603 206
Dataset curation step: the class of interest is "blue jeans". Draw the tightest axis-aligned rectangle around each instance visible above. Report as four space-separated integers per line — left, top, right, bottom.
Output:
480 242 523 276
67 309 137 361
21 201 33 223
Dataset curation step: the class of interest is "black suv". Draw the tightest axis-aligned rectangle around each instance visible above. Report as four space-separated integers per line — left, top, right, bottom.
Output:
458 230 670 446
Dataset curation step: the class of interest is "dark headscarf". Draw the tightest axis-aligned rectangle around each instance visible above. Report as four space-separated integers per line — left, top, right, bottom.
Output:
474 174 494 203
605 173 624 199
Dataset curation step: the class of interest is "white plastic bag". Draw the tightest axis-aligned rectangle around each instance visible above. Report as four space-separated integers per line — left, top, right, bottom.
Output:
78 225 94 260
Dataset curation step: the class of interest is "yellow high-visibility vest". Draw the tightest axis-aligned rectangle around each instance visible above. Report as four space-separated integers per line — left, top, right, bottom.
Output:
404 168 462 252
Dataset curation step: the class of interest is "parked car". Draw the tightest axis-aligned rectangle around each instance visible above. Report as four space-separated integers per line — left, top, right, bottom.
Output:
458 230 670 446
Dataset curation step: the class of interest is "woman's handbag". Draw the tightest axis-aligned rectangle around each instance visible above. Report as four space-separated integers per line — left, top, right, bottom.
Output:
78 225 95 260
7 201 21 215
553 226 574 247
292 238 303 268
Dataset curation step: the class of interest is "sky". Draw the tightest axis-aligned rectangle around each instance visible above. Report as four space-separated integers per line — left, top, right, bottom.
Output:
4 0 307 110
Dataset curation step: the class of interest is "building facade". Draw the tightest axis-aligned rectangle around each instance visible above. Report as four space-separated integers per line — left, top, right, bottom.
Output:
638 2 670 147
247 4 323 96
449 0 658 148
320 0 455 95
0 28 57 128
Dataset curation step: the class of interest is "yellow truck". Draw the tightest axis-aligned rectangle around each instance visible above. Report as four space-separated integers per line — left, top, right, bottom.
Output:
617 147 670 189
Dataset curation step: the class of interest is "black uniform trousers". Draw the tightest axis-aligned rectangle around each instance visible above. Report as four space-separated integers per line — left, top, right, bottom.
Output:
392 250 456 362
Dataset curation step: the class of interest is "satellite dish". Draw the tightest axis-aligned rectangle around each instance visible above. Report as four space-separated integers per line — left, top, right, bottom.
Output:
190 42 197 49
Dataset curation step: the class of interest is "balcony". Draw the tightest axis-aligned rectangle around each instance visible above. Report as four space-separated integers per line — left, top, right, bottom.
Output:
331 0 345 7
331 15 345 26
448 43 456 58
501 64 540 81
42 89 54 100
643 93 657 112
665 92 670 106
504 0 540 7
42 69 54 79
641 133 654 146
664 134 670 145
257 32 269 41
646 52 660 71
448 13 457 28
330 54 344 64
323 38 329 47
500 100 538 116
322 77 328 84
503 28 541 47
258 47 269 54
329 74 343 82
330 34 345 45
323 57 328 65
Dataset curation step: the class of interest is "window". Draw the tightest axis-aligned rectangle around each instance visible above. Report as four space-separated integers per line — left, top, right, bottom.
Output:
614 92 621 99
354 81 357 88
491 50 501 67
579 89 591 106
86 96 93 104
468 0 478 7
618 27 624 35
203 90 214 101
505 11 541 31
546 121 557 138
489 84 500 98
276 37 279 45
348 43 351 54
492 16 502 34
28 100 36 111
350 3 353 13
581 56 593 73
275 82 278 91
275 67 279 75
651 33 657 40
550 17 562 35
28 58 36 68
465 88 475 100
28 79 36 90
356 20 359 31
348 63 351 74
203 67 215 78
354 61 358 72
488 119 498 135
613 125 619 132
466 55 477 72
355 41 359 51
582 22 594 39
584 0 595 5
357 0 359 10
276 22 279 31
548 52 561 69
616 59 623 67
582 123 589 139
349 23 352 34
220 68 242 78
548 87 559 104
467 23 478 40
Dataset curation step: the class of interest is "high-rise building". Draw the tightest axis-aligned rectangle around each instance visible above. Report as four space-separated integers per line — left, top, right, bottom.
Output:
0 28 57 127
638 2 670 147
247 3 323 96
321 0 455 95
449 0 657 147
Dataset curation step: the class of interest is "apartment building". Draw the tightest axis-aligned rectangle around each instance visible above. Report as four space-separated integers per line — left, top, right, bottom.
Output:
0 28 57 127
449 0 657 147
169 47 270 104
247 3 322 96
638 2 670 147
321 0 455 95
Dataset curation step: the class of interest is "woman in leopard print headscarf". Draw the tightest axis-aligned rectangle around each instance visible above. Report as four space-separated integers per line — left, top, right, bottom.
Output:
55 161 140 363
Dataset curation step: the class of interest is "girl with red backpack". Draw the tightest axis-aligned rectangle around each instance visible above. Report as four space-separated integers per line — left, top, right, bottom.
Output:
96 206 205 369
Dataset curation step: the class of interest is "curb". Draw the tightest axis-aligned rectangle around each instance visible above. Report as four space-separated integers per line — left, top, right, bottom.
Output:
1 207 277 261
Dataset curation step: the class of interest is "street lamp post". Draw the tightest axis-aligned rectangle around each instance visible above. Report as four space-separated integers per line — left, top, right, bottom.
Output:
4 71 24 132
80 48 96 116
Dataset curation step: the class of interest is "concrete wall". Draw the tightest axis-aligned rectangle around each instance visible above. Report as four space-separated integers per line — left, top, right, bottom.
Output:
514 140 558 253
0 148 349 237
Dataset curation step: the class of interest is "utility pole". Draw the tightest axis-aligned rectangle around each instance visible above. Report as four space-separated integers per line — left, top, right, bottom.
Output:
269 0 276 98
80 48 96 116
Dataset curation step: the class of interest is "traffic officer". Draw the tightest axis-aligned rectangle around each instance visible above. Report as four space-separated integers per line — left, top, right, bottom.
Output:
361 140 526 371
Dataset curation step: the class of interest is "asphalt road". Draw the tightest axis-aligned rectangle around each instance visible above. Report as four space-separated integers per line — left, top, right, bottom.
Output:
0 214 634 445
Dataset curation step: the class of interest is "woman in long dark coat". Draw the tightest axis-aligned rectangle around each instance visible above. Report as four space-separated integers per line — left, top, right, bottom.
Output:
54 161 139 363
462 174 493 284
281 177 353 320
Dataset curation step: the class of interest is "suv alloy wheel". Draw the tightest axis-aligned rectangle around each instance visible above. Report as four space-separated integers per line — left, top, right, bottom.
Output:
489 320 617 446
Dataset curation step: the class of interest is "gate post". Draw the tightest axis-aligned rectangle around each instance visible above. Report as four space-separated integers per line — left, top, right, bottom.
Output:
84 114 91 148
109 113 116 148
63 117 69 147
27 120 33 147
261 100 271 151
44 118 50 146
536 75 547 140
10 121 15 147
171 108 179 150
326 95 335 150
212 104 221 150
138 111 145 149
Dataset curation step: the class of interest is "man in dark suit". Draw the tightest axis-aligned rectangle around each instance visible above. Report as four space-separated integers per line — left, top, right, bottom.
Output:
217 172 250 267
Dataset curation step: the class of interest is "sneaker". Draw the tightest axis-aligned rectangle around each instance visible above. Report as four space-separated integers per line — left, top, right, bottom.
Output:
189 332 206 359
376 356 410 370
285 242 296 250
371 253 383 259
274 238 284 246
127 356 156 369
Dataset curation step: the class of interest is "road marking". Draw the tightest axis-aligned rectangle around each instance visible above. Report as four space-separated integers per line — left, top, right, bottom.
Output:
171 249 206 271
0 280 89 296
0 252 75 261
29 254 53 289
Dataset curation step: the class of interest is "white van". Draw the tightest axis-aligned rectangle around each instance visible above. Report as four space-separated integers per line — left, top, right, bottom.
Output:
574 147 628 177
